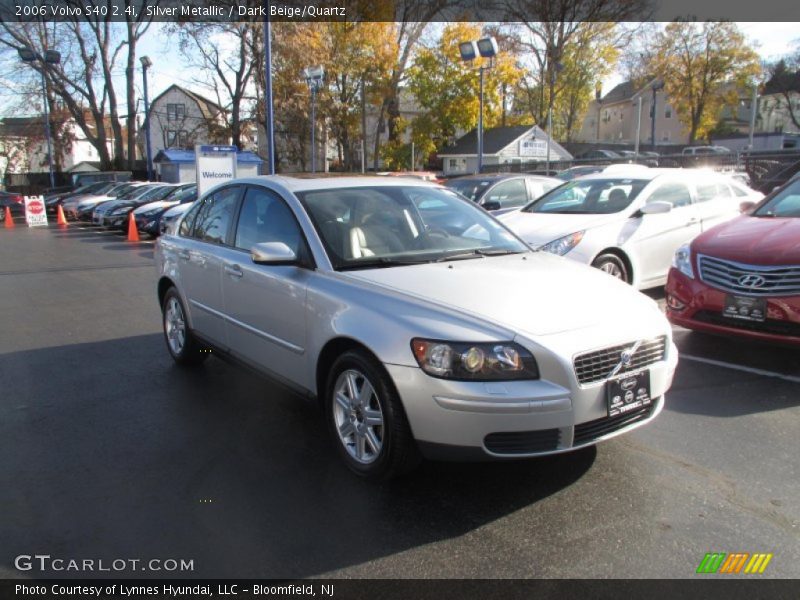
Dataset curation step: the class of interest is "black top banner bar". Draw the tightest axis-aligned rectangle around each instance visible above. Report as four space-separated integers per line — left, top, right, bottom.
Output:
1 0 800 23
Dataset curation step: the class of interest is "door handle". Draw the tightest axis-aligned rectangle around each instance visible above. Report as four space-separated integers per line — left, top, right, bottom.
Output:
686 217 699 226
224 264 243 278
178 249 190 260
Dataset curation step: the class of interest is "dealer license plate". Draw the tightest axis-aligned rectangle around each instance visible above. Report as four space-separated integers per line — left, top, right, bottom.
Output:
723 295 766 322
607 370 652 418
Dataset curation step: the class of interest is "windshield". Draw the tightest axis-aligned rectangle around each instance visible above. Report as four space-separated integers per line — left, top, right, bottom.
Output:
298 186 527 270
444 178 493 202
522 178 648 214
754 179 800 218
138 185 172 201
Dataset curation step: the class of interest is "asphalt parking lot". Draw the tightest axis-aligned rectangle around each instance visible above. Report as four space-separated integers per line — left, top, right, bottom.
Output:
1 222 798 579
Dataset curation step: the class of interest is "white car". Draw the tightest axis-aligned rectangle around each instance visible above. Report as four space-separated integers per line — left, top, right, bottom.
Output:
499 168 763 289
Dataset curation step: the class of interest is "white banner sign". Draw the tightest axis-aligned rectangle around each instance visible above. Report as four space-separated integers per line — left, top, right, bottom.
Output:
196 145 238 196
24 195 48 227
519 138 548 158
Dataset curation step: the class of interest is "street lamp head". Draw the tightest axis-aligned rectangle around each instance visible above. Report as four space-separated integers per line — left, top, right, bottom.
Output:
459 41 478 62
44 50 60 64
302 65 324 89
140 55 152 69
476 37 498 59
18 46 36 62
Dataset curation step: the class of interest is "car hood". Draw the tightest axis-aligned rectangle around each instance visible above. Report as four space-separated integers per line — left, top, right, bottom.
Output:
693 215 800 264
343 252 662 337
499 211 621 247
77 195 114 208
134 200 178 215
163 203 192 218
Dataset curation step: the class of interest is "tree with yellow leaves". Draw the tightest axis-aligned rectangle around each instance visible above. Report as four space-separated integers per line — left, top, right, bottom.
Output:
404 23 525 168
649 21 761 143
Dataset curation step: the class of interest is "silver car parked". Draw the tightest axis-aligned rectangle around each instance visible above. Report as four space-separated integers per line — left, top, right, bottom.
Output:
155 176 678 479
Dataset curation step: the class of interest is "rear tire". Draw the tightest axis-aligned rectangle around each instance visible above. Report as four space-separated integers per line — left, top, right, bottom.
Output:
325 350 420 480
161 287 208 366
592 253 630 284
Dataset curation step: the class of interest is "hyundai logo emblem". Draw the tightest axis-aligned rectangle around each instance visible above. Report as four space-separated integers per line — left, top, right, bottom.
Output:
737 274 766 288
620 350 633 367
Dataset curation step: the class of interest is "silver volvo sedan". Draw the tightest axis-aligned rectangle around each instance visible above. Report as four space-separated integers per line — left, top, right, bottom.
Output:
155 176 678 479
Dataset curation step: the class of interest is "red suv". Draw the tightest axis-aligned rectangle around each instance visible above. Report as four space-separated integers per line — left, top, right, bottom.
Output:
665 177 800 346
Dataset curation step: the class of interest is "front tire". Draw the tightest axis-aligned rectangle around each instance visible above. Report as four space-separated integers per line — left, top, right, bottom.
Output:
161 287 208 366
325 350 420 480
592 253 630 284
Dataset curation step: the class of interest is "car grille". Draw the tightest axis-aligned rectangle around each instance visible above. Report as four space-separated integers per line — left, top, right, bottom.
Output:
484 428 560 454
698 254 800 297
573 405 654 446
573 336 667 385
692 310 800 338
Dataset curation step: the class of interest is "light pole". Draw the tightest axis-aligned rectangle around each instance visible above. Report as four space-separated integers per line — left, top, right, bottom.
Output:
545 60 564 174
650 80 664 150
303 65 324 173
140 55 154 181
459 37 498 174
633 96 643 158
19 46 60 189
748 81 759 150
263 1 275 175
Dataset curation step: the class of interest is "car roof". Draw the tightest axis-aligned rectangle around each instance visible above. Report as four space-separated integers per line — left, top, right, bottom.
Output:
231 175 439 193
576 167 715 182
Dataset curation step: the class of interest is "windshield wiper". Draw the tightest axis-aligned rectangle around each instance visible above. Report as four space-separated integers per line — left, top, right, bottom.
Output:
434 249 523 262
338 256 431 271
756 211 777 218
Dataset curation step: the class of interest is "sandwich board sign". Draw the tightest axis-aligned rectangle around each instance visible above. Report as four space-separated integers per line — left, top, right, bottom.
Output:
196 145 238 196
24 195 48 227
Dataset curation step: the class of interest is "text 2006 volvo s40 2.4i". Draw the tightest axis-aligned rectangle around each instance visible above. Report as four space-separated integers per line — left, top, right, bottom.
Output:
155 176 678 479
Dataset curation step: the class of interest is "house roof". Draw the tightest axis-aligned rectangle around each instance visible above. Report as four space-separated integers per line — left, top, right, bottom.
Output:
599 78 662 105
154 148 263 164
438 125 572 159
439 125 536 156
150 84 223 121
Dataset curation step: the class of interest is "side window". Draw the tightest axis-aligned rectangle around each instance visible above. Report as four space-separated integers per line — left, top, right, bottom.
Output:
647 182 692 208
234 186 303 255
485 179 528 208
192 186 241 245
695 182 720 203
178 201 203 237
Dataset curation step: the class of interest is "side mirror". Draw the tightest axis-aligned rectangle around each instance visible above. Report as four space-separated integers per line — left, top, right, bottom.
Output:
482 200 501 211
639 201 673 215
251 242 297 265
739 200 757 214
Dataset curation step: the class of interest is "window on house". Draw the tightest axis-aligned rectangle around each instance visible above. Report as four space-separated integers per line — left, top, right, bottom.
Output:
167 103 185 121
662 131 671 142
166 130 188 147
665 107 672 119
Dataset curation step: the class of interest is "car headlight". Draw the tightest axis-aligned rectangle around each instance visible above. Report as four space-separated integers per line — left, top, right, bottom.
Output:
672 243 694 279
539 231 584 256
411 339 539 381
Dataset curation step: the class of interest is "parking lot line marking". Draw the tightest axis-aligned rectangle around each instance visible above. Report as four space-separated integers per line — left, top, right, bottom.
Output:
681 354 800 384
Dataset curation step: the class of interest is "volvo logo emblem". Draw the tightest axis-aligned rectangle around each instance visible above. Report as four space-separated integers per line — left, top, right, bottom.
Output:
620 350 633 367
737 274 766 288
608 340 642 379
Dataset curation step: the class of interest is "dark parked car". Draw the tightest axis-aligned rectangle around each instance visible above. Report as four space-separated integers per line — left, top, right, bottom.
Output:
135 185 198 238
575 149 622 160
444 174 561 215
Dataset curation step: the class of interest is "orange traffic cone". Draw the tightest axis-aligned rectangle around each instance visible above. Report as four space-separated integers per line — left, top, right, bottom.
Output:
127 212 139 242
4 206 14 228
57 204 68 227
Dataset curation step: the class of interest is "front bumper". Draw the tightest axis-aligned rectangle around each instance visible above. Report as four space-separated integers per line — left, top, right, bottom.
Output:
666 268 800 346
386 343 677 460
